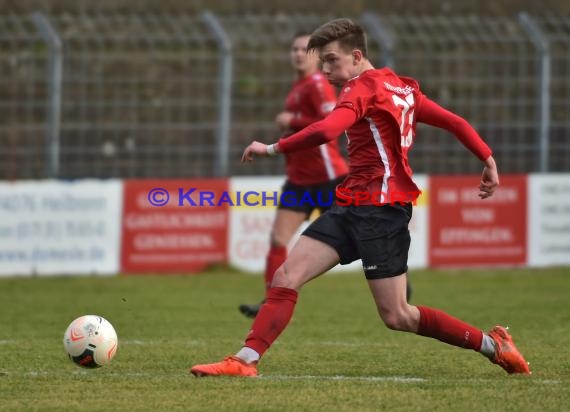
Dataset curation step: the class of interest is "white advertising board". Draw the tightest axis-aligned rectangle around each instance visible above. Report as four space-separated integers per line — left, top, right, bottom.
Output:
0 180 123 276
228 177 283 273
408 174 428 270
528 174 570 266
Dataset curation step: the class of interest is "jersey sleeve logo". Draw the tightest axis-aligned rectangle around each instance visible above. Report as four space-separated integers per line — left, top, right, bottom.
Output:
384 82 415 96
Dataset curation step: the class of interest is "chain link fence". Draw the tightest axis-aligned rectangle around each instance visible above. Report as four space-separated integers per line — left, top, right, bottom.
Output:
0 11 569 179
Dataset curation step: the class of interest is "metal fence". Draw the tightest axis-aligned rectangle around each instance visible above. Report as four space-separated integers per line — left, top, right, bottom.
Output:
0 14 49 179
369 14 541 174
0 11 569 179
532 15 570 172
53 12 221 178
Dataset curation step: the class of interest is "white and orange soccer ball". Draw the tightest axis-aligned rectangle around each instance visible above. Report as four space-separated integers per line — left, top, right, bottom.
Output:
63 315 118 368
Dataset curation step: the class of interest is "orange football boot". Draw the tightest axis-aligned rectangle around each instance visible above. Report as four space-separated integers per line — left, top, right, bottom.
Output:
487 326 531 375
190 356 258 377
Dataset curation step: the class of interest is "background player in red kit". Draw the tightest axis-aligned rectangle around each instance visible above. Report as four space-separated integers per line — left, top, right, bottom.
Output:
192 18 530 377
240 33 349 318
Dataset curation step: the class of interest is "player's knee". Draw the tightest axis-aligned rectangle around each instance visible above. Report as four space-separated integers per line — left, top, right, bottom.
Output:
379 309 412 331
381 314 404 331
270 265 288 288
271 264 301 290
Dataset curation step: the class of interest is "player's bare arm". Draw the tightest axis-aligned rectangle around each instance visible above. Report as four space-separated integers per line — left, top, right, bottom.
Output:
241 107 356 163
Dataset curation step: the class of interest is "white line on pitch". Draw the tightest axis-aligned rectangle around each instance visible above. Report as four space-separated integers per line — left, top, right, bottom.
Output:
7 371 564 385
120 340 204 346
259 375 426 382
304 341 393 347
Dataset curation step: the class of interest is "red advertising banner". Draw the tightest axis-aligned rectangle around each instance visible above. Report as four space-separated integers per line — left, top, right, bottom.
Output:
429 175 527 267
121 179 229 273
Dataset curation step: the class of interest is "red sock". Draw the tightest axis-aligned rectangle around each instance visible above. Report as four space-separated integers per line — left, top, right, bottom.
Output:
264 246 287 291
244 287 298 357
416 306 483 351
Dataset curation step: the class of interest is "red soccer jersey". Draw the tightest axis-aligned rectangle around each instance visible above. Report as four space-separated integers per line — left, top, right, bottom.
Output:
333 68 425 205
277 67 492 205
282 72 348 185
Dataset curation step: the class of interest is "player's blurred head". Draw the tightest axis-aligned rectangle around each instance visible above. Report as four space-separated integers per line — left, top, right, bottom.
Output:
290 32 319 75
308 18 368 58
292 31 312 43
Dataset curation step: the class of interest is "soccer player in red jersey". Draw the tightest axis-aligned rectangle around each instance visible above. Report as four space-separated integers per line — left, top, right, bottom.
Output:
192 19 530 377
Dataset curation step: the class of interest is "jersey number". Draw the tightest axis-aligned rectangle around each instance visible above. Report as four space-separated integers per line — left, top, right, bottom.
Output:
392 94 415 148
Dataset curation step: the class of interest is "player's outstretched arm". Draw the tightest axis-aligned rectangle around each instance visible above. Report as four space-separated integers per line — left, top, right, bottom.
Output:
417 96 499 199
241 107 356 163
416 96 492 162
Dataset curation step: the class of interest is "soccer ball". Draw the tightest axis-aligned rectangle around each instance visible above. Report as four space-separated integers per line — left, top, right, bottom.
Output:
63 315 118 368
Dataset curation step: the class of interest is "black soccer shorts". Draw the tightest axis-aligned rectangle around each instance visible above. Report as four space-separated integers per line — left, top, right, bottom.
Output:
302 202 412 279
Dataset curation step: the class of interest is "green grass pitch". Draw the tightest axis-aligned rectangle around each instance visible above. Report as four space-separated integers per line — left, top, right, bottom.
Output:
1 267 569 411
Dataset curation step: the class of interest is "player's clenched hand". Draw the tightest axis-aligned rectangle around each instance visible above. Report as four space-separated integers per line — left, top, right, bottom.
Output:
479 156 499 199
241 141 269 163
